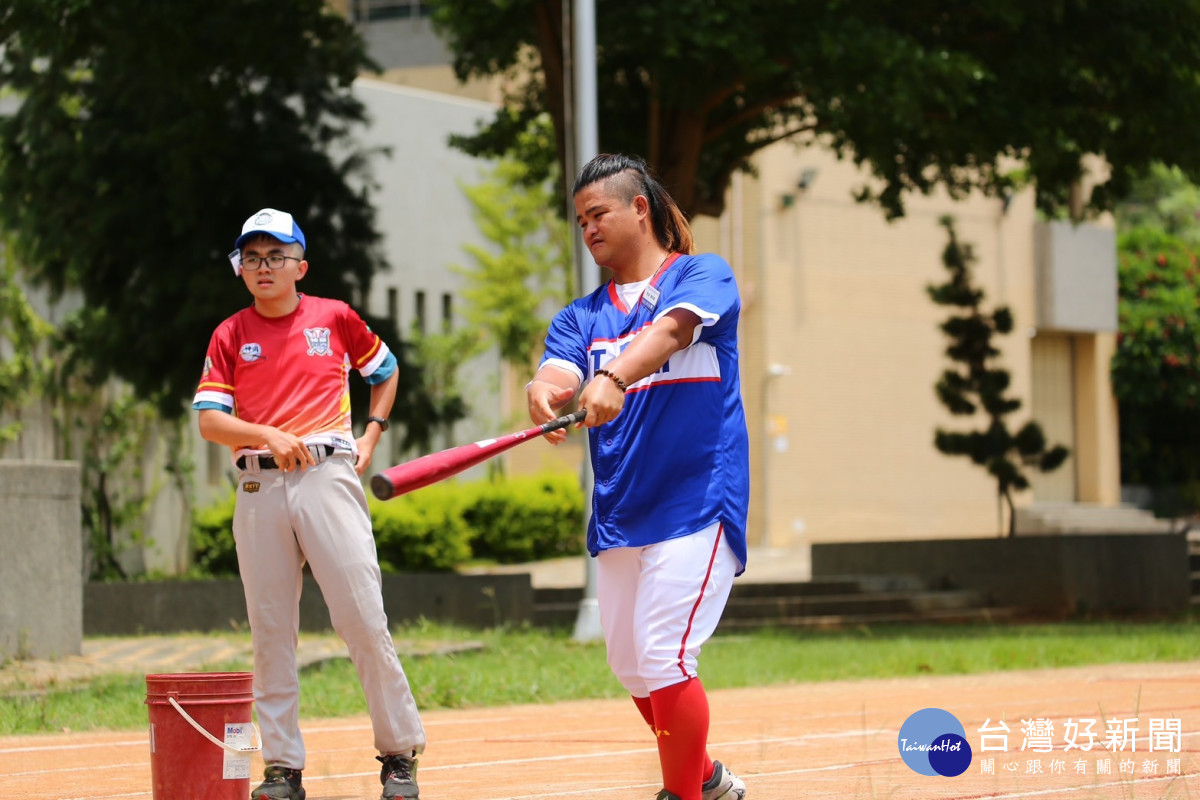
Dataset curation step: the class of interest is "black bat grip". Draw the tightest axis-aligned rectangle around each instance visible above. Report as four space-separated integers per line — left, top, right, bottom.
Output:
540 408 587 433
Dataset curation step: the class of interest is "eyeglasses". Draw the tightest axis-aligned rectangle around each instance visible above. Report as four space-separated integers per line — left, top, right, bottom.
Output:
241 254 300 271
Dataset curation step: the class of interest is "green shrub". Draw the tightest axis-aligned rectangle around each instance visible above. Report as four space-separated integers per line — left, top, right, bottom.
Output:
369 484 473 572
461 473 584 564
189 489 239 577
187 473 584 577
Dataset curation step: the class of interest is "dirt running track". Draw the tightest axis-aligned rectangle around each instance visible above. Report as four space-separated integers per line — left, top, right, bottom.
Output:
2 660 1199 800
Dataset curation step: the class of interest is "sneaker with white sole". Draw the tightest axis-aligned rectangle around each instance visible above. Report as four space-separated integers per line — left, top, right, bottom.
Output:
702 760 747 800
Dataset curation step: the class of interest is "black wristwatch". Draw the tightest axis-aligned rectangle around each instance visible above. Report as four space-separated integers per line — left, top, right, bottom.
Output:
366 416 390 432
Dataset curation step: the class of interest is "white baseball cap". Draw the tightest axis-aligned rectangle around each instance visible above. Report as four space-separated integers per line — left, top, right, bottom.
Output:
234 208 307 250
228 208 307 275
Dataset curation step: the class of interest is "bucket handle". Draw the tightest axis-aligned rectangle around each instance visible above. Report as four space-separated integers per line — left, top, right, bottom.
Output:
167 697 262 755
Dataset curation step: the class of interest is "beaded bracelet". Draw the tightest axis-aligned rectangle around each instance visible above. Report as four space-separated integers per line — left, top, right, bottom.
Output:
595 368 628 392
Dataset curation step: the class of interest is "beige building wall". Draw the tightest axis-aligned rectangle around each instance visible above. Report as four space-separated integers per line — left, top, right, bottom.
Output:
1073 332 1121 505
706 142 1119 547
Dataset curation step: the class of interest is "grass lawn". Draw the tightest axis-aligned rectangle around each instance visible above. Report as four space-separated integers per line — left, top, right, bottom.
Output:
3 617 1200 736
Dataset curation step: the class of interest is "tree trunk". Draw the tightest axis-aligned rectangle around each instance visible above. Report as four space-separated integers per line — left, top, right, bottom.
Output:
1003 488 1017 538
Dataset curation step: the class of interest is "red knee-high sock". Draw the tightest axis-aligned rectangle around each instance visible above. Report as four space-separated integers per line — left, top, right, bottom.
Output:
635 694 716 785
633 694 656 729
649 678 711 800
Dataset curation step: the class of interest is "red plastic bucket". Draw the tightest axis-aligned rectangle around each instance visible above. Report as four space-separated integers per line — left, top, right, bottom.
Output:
145 672 260 800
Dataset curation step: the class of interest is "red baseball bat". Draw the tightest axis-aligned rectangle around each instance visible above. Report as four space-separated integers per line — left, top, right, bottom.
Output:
370 408 587 500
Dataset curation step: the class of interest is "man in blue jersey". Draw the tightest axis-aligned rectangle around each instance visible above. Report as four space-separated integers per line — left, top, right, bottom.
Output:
527 154 749 800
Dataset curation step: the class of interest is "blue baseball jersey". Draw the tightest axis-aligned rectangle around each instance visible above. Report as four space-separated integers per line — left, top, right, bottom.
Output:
540 252 750 574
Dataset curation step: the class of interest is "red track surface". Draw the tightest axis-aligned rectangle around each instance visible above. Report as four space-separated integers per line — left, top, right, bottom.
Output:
2 660 1198 799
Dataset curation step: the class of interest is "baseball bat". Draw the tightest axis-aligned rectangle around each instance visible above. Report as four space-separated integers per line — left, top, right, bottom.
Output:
370 408 587 500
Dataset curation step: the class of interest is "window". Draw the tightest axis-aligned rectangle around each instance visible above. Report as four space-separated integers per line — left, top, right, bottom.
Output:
441 292 453 332
387 287 399 330
414 290 426 335
349 0 432 23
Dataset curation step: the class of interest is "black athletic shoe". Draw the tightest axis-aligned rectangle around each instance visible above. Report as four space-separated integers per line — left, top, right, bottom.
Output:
251 765 305 800
655 791 682 800
378 752 420 799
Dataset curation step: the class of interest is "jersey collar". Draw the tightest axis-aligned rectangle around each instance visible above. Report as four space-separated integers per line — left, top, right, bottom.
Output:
605 252 682 314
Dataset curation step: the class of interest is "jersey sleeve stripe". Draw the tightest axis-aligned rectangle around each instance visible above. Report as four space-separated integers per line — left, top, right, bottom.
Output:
354 337 383 369
358 341 391 377
542 358 584 384
626 376 720 394
193 389 234 409
656 301 719 326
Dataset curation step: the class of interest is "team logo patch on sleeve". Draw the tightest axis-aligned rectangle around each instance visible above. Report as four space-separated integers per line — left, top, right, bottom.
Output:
304 327 332 356
240 343 263 362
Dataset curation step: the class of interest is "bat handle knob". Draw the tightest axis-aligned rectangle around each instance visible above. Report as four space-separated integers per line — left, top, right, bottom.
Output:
370 474 395 501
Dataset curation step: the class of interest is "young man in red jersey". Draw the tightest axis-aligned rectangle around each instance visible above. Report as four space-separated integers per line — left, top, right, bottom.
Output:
194 209 424 800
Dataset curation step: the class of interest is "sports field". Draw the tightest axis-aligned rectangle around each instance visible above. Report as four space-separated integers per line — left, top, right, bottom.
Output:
1 659 1196 799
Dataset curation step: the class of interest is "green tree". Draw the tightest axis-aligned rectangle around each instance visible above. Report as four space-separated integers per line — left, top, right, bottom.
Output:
0 242 177 579
391 155 570 468
0 242 52 443
402 326 474 456
72 391 160 581
455 155 572 369
430 0 1200 220
1116 164 1200 248
1111 227 1200 493
0 0 432 437
928 216 1069 537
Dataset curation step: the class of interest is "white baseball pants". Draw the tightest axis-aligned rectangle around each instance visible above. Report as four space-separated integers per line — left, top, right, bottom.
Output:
232 453 425 769
596 521 739 695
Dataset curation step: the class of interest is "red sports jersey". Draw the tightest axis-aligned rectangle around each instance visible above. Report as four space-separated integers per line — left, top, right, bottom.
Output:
193 295 392 458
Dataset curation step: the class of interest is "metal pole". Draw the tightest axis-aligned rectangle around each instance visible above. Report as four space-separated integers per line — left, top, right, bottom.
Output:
571 0 603 643
561 0 576 276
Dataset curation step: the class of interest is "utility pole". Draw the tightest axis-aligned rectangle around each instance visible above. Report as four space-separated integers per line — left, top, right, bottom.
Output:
570 0 602 642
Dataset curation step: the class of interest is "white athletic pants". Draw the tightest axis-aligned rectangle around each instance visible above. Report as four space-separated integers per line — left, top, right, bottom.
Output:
232 453 426 769
596 521 738 695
